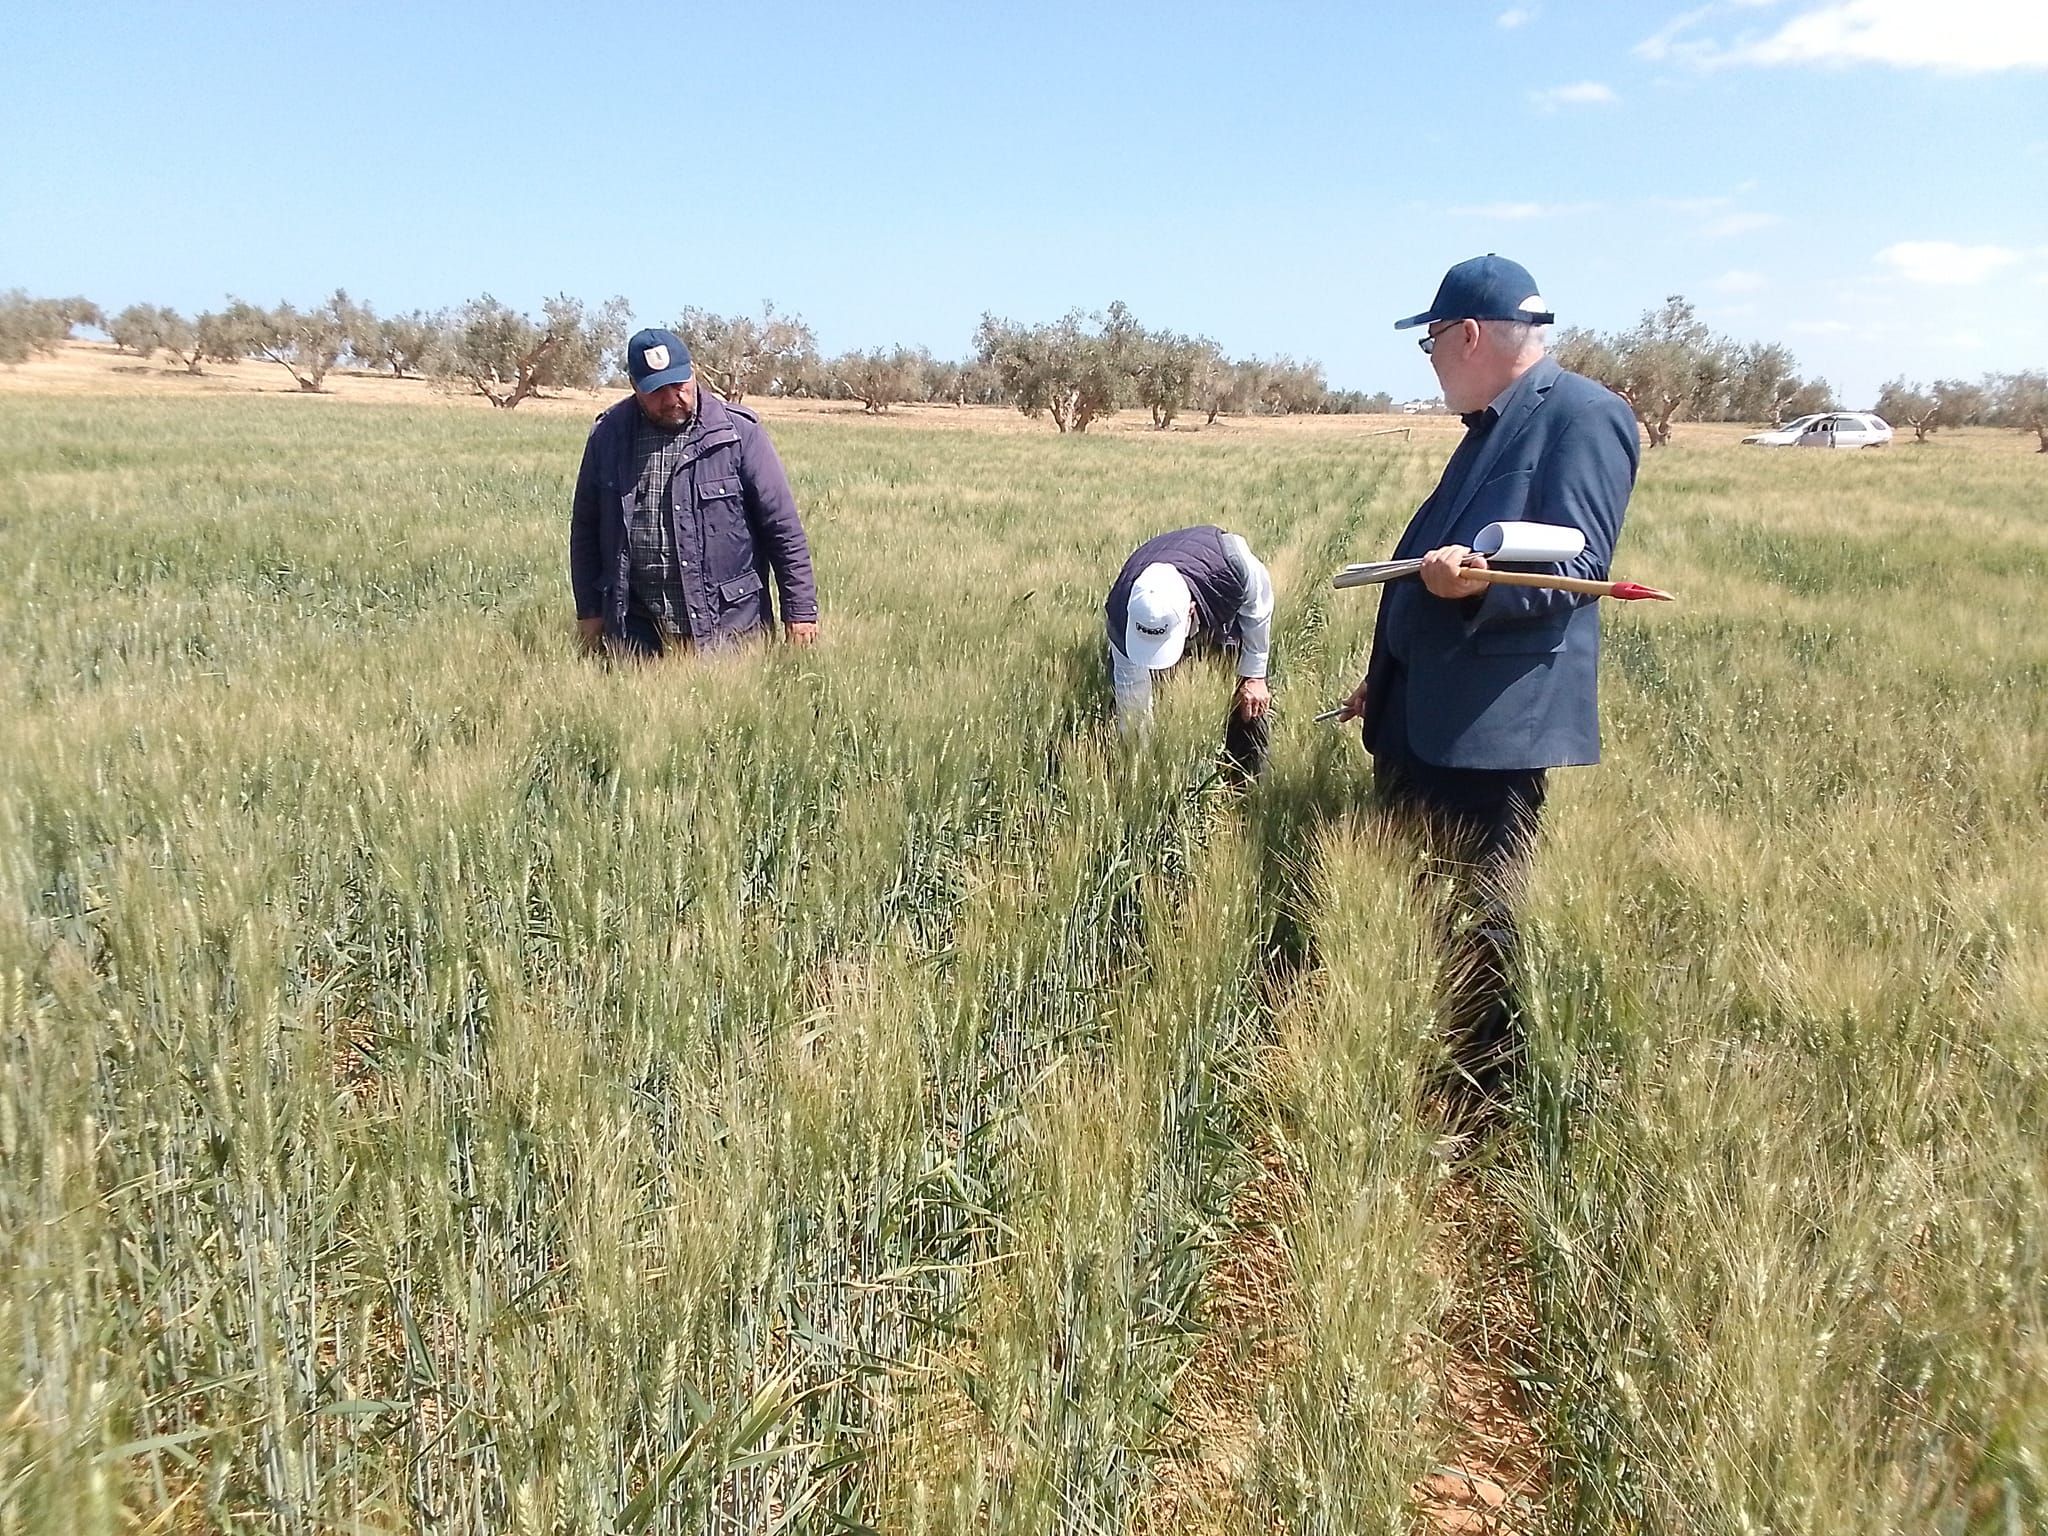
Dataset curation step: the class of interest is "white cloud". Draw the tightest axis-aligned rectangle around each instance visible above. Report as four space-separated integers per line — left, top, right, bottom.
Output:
1636 4 1718 62
1875 241 2021 285
1788 319 1856 334
1704 211 1783 237
1653 194 1736 216
1712 269 1769 292
1446 200 1596 219
1640 0 2048 73
1530 80 1619 108
1497 7 1535 27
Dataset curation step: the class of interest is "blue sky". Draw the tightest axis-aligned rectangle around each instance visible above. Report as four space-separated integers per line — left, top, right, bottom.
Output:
4 0 2043 406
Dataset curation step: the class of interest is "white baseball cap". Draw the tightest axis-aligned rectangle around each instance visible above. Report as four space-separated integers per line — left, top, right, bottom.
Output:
1124 562 1194 670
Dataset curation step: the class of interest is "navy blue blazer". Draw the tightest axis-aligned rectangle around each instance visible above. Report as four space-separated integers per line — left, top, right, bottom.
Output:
1361 358 1640 770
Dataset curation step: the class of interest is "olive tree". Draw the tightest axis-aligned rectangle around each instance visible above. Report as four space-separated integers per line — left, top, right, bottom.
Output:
1556 296 1734 447
1724 341 1798 424
1779 377 1834 419
1196 355 1262 423
1929 377 1990 428
1257 355 1329 415
833 347 919 413
671 303 817 401
108 303 173 357
434 293 629 409
110 305 241 375
1324 388 1397 414
974 307 1133 433
352 308 444 378
223 291 363 392
1128 330 1214 429
1874 378 1941 442
0 291 100 364
1990 371 2048 453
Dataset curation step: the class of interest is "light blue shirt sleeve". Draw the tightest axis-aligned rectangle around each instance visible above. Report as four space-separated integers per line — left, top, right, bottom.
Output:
1110 643 1153 726
1221 534 1274 680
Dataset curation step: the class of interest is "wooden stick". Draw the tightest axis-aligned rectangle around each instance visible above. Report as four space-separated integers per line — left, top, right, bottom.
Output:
1333 563 1674 601
1462 567 1673 601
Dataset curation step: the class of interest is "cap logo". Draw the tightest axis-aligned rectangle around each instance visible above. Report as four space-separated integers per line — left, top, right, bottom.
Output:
642 344 669 371
1518 295 1547 314
1135 618 1171 635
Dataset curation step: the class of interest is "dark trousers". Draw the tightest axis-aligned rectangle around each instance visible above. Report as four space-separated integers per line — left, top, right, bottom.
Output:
1180 631 1270 784
608 613 693 659
1221 705 1271 784
1372 747 1547 1097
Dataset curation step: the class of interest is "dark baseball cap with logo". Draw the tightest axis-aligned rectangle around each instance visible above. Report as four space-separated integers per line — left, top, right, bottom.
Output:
627 327 693 392
1394 254 1555 329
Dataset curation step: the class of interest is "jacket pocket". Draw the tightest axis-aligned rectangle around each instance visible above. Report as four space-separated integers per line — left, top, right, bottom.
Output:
1471 623 1568 656
717 570 765 605
698 476 742 503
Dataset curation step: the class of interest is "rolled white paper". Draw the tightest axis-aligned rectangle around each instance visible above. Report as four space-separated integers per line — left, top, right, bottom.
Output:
1472 520 1585 563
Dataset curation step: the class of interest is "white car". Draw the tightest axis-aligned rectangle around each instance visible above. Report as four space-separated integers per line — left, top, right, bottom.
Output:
1742 412 1893 449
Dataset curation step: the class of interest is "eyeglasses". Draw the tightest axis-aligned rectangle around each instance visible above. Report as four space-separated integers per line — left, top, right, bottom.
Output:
1418 320 1469 356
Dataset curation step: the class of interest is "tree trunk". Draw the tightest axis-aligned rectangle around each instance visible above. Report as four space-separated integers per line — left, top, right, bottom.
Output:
1617 387 1658 447
464 371 513 408
260 348 309 392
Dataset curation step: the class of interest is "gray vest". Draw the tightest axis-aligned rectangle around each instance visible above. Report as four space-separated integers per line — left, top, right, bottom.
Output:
1104 525 1244 657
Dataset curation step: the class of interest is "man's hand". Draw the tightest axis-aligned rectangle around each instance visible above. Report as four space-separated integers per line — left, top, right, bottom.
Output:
1234 676 1271 721
1335 674 1370 723
1419 545 1490 600
785 621 820 646
576 616 605 655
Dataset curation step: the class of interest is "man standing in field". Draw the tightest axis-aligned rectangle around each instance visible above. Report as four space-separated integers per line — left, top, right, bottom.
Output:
1337 255 1640 1100
1107 526 1275 780
570 327 818 656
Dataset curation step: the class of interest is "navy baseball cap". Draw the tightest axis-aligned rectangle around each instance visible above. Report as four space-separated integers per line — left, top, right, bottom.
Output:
1394 254 1555 330
627 328 693 392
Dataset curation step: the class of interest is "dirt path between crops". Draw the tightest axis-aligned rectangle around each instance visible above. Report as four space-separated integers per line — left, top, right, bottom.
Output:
1138 1110 1547 1535
1415 1154 1548 1534
1135 1129 1302 1534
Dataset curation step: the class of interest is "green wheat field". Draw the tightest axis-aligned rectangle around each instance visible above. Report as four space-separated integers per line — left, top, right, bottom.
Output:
2 395 2043 1535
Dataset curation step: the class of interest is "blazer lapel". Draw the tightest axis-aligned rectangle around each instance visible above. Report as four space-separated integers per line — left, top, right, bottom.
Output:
1433 357 1558 540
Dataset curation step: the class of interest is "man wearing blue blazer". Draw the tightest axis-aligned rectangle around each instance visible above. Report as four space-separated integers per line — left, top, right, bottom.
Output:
1338 254 1640 1101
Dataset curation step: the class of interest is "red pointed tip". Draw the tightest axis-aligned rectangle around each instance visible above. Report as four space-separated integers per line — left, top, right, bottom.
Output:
1609 581 1673 602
